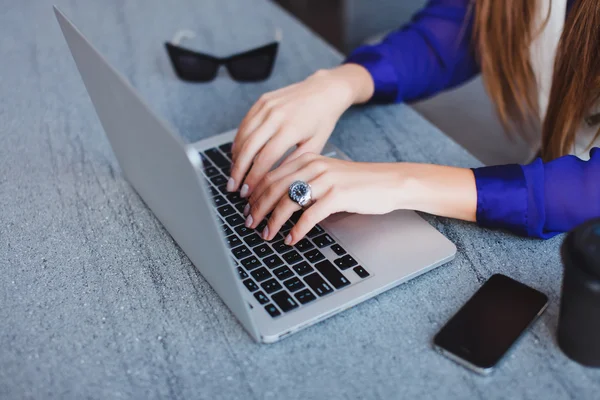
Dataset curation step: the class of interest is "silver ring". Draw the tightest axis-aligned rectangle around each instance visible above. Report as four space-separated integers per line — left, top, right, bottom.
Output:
288 180 312 207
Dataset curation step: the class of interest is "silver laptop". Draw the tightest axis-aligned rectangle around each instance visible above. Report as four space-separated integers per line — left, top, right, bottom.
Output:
54 7 456 343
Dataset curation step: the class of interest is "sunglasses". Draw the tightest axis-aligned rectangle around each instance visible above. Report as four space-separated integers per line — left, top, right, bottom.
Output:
165 30 281 82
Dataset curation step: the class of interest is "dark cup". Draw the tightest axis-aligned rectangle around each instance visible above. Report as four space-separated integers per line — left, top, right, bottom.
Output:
558 218 600 367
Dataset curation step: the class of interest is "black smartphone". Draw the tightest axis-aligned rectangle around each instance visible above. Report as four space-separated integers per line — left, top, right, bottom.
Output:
433 274 548 375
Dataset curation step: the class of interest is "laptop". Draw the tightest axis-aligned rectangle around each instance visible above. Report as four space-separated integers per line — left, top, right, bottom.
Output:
54 7 456 343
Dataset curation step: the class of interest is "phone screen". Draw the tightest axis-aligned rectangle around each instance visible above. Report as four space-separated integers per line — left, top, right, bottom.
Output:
434 274 548 374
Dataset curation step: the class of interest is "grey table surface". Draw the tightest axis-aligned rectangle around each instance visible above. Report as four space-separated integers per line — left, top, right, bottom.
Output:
1 0 598 399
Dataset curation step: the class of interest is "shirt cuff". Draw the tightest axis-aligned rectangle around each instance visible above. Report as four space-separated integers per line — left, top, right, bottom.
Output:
344 45 400 103
472 164 529 236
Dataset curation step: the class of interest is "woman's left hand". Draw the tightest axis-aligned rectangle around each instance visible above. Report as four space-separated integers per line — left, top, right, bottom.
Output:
243 153 406 245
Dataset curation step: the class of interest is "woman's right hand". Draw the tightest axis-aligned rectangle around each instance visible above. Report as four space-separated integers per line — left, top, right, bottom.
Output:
227 63 374 198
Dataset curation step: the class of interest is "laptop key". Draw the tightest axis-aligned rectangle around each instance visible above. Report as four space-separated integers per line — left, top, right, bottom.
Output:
254 243 273 258
251 267 272 282
330 244 346 256
272 240 291 254
204 166 220 177
235 224 254 237
226 234 241 248
241 256 262 271
313 233 335 249
226 214 245 226
217 205 235 217
235 202 247 214
294 288 316 304
217 163 231 173
217 184 229 194
264 303 281 318
207 185 219 197
303 273 333 297
199 153 211 167
305 249 325 264
295 238 314 252
256 219 268 233
271 290 299 313
273 266 294 281
221 224 233 236
226 192 244 204
353 266 370 278
254 291 269 305
263 254 284 269
213 195 227 207
210 174 228 187
243 233 263 247
219 142 233 154
334 254 358 270
315 260 350 289
243 278 259 292
232 245 251 259
261 278 282 294
237 267 248 280
280 221 294 234
283 277 305 292
293 261 313 276
282 250 303 265
204 148 230 167
307 225 324 238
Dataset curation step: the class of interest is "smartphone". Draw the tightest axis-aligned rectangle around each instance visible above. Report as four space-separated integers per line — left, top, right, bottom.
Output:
433 274 548 375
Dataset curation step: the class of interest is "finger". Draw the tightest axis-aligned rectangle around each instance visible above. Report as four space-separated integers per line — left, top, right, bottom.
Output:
232 100 271 162
242 130 300 199
229 110 284 193
260 196 301 240
287 187 341 245
249 152 317 207
247 161 328 234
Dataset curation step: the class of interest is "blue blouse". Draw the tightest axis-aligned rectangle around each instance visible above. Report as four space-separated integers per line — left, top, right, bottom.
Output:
344 0 600 239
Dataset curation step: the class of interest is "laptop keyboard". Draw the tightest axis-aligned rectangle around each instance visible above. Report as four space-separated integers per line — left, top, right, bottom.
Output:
200 142 370 318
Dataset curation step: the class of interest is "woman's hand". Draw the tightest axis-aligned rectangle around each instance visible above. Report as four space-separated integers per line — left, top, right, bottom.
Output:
243 153 408 244
242 154 478 245
227 64 374 198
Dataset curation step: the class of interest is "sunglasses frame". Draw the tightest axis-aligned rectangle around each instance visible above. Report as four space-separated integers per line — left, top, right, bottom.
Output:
165 29 281 82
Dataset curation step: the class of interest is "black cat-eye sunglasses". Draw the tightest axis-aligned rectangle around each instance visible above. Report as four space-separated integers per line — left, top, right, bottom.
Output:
165 30 281 82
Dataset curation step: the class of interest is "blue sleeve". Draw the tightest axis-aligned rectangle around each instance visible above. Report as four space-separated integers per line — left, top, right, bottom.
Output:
344 0 479 103
473 148 600 239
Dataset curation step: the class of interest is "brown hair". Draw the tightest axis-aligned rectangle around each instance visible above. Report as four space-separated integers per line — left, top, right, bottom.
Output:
473 0 600 161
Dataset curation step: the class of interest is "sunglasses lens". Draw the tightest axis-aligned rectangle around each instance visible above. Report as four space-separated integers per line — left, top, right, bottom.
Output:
226 43 278 82
166 44 218 82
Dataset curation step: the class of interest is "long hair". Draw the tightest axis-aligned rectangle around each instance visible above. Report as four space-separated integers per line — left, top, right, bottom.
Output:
473 0 600 161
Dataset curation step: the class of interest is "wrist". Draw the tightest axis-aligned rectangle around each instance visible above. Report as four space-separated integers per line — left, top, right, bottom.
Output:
393 163 477 222
313 64 375 107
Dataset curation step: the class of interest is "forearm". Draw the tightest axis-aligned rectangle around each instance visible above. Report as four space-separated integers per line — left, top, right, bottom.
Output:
396 163 477 222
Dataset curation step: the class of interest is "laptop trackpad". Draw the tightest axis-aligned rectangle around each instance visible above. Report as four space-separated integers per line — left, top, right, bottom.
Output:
321 211 451 276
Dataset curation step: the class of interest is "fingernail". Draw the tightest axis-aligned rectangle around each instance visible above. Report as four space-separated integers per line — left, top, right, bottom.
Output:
240 184 249 198
245 214 253 228
226 177 235 192
243 203 250 217
284 234 292 245
262 226 269 240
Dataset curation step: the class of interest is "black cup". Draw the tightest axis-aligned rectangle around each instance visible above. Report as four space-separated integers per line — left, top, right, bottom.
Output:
558 218 600 367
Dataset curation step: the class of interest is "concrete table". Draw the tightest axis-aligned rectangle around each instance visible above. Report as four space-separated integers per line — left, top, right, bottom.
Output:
1 0 598 398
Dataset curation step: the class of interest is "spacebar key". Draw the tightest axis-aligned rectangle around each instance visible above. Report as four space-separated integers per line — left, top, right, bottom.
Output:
314 260 350 289
303 273 333 297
